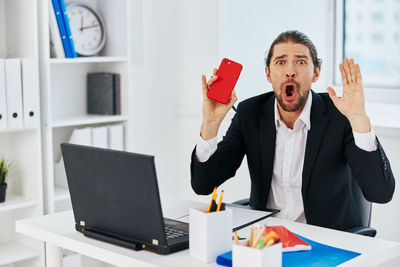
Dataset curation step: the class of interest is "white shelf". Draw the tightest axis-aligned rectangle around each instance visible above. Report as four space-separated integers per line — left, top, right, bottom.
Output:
0 242 40 265
54 186 70 203
49 56 127 64
0 127 39 134
0 194 38 212
52 115 128 128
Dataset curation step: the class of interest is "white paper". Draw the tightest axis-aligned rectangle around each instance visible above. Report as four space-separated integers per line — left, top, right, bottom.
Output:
178 205 274 230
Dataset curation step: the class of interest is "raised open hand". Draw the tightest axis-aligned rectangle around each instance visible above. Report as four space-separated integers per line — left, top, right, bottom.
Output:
327 58 371 132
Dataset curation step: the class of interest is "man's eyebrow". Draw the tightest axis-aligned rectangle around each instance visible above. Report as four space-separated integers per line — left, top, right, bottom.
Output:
295 55 309 59
273 54 287 61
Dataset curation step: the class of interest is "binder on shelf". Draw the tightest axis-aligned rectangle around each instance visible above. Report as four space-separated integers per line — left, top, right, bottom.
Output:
51 0 72 58
21 58 40 129
5 58 24 130
113 74 121 115
108 124 124 151
92 126 108 149
55 127 92 188
0 59 7 131
58 0 77 58
87 73 121 115
49 0 65 58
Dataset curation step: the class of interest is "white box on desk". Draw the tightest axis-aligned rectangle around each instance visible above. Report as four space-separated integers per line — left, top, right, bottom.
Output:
233 242 282 267
189 205 232 263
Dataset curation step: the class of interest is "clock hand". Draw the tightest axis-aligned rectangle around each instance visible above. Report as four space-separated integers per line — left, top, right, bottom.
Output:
81 24 100 30
80 15 83 32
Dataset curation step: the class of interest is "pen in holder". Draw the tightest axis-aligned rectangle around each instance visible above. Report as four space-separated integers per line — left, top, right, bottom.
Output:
189 204 232 263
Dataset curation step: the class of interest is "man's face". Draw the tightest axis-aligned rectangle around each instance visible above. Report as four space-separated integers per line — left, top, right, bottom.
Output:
265 42 320 112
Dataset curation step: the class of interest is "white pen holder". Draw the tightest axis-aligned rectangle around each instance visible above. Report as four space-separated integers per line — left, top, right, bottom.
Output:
189 205 233 263
233 242 282 267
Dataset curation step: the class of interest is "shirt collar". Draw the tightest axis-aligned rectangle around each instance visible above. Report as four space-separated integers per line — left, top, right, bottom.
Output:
274 90 312 130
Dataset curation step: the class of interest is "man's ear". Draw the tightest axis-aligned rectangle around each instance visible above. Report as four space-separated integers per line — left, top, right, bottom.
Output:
312 66 321 83
265 67 272 83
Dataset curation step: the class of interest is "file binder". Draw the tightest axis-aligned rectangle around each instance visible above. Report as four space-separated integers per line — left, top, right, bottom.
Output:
55 127 92 188
0 59 7 131
58 0 77 57
51 0 72 58
5 58 24 130
92 126 108 149
21 58 40 129
49 0 65 58
108 124 124 150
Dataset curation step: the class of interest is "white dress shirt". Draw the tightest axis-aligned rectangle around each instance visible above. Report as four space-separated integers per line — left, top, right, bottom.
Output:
196 91 377 223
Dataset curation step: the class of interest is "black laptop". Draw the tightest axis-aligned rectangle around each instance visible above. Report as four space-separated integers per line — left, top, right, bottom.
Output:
61 143 189 254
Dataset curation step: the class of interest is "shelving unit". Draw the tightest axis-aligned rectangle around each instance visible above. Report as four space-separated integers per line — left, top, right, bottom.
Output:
38 0 132 216
0 0 45 266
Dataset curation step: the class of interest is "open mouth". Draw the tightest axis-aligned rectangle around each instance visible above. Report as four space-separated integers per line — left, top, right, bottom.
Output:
286 85 294 97
283 83 297 101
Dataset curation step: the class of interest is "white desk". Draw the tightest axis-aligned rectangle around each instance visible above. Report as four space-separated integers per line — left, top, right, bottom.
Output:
16 196 400 267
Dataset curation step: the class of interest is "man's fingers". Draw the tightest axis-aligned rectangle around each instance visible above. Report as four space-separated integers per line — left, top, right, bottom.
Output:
202 74 208 92
228 90 238 107
349 59 356 84
327 86 339 106
339 63 348 85
207 75 218 87
355 64 362 84
213 68 218 76
343 58 353 84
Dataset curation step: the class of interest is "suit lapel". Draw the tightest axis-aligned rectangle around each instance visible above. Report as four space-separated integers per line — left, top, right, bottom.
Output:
302 91 329 199
259 95 276 204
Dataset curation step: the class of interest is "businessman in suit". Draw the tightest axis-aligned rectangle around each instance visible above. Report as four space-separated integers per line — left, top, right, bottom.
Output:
190 30 395 231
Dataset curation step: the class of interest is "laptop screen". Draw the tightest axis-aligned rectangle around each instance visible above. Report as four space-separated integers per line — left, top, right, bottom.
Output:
61 143 168 246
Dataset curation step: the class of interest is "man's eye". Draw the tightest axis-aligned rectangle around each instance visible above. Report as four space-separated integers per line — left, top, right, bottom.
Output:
298 60 306 65
276 60 285 65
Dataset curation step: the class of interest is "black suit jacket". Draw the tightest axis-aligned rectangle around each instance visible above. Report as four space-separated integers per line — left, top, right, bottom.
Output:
191 91 395 231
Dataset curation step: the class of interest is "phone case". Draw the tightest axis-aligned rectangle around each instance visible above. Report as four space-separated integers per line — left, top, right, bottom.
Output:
207 58 243 104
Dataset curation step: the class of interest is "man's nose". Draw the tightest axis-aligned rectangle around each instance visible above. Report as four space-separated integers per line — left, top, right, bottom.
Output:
286 70 296 78
285 64 296 78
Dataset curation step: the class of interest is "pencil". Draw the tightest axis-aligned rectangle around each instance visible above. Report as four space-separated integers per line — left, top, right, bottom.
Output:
233 230 239 244
207 187 217 213
252 226 266 248
216 190 224 211
248 228 254 247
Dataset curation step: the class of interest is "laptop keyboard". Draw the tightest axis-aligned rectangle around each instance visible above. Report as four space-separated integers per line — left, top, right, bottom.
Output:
164 226 188 240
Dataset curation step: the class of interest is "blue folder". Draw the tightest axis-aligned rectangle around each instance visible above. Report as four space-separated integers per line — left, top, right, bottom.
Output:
216 234 361 267
51 0 72 58
58 0 77 58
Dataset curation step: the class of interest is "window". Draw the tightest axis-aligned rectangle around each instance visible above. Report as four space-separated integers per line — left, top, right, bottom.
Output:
335 0 400 88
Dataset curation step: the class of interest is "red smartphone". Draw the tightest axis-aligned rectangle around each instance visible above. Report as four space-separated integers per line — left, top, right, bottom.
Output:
207 58 243 104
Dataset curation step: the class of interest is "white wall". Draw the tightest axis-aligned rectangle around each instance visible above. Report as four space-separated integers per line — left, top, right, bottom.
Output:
130 0 400 241
129 0 180 195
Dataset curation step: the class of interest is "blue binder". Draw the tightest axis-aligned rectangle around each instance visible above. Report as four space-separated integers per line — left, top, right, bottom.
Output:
58 0 77 58
51 0 72 58
216 234 361 267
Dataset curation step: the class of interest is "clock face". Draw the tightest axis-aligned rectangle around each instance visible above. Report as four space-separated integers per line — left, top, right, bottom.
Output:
67 3 106 56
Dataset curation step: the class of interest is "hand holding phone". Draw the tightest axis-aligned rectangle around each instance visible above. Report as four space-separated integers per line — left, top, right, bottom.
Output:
207 58 243 104
200 58 241 140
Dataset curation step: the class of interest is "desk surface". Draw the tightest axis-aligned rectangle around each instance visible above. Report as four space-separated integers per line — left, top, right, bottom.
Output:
16 195 400 267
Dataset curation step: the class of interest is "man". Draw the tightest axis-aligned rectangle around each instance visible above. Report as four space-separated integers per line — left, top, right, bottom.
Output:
190 30 395 231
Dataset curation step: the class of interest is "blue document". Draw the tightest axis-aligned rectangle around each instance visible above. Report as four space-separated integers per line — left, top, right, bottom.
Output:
216 234 361 267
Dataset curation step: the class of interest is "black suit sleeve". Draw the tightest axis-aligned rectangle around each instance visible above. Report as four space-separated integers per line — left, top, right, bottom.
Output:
344 122 395 203
190 104 246 195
